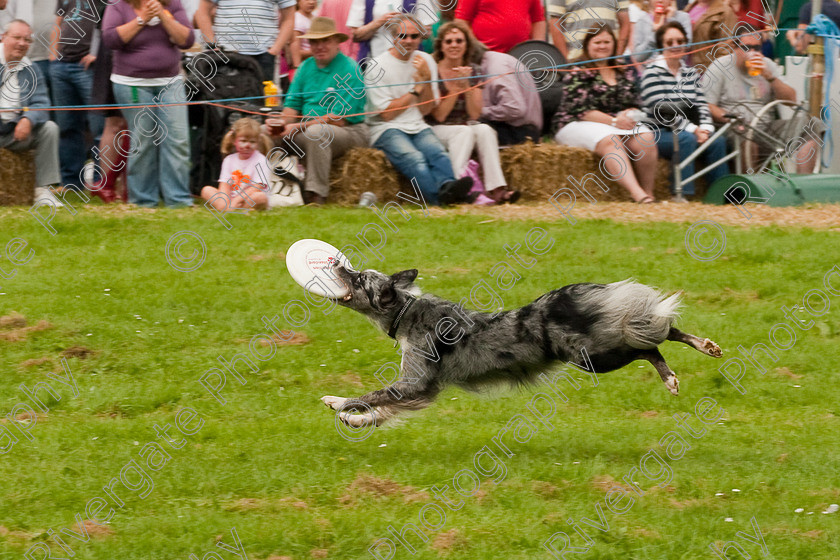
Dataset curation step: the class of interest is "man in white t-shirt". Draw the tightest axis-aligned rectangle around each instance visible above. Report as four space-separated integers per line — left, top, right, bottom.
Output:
365 16 472 206
347 0 436 62
2 0 59 102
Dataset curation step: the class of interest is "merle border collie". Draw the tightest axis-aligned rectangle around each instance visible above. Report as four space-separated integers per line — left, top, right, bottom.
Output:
321 267 722 427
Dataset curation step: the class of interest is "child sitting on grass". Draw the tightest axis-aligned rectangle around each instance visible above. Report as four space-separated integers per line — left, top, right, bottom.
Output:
201 118 273 211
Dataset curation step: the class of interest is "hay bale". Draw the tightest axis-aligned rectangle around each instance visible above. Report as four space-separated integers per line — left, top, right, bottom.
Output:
0 149 35 206
499 142 678 202
328 148 406 206
326 142 707 206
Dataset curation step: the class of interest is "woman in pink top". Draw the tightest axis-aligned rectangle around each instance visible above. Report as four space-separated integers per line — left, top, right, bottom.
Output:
317 0 359 58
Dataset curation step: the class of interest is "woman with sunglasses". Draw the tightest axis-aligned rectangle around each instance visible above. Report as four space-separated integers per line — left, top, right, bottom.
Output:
631 0 692 63
427 21 519 204
639 21 728 199
553 24 659 203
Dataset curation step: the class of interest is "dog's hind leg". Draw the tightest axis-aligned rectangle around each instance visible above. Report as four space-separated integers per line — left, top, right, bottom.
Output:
667 327 722 358
640 349 680 396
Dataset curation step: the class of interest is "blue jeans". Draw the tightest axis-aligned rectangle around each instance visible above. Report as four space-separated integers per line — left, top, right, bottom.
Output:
373 128 455 206
50 60 105 188
657 130 729 196
112 80 193 207
33 60 54 108
248 52 276 82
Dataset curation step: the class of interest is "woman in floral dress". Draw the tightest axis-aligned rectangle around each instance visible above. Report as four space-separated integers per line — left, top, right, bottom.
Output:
553 23 659 203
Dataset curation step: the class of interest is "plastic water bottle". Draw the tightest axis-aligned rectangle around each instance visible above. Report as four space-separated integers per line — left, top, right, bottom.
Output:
358 192 377 208
626 109 646 123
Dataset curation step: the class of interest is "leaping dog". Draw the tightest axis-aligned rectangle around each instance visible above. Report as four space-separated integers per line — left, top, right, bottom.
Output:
321 267 722 427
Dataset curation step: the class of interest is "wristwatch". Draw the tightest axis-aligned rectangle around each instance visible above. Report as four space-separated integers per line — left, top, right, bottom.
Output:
136 16 146 26
611 116 617 127
408 88 420 97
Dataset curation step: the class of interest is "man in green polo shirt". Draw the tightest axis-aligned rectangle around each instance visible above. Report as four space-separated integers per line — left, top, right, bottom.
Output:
271 17 369 204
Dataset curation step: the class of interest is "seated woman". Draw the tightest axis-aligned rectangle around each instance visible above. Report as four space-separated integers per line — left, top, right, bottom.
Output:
632 0 692 63
553 23 659 203
426 21 519 205
640 22 728 199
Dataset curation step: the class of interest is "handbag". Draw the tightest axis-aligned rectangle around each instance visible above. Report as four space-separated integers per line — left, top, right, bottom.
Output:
461 159 495 206
267 177 304 208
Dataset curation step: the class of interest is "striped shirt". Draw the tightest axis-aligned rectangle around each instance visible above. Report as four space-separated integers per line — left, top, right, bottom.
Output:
211 0 296 55
639 55 714 133
547 0 629 60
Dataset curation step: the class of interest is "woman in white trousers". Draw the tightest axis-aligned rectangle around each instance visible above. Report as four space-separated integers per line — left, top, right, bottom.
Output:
427 21 519 204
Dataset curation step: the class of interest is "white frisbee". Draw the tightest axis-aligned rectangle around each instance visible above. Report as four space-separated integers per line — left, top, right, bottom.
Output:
286 239 351 298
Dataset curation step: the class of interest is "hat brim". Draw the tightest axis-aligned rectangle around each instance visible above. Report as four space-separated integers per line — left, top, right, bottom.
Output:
298 31 349 42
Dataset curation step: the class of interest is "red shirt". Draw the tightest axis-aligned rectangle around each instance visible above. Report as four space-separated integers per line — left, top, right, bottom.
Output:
455 0 546 53
733 0 766 27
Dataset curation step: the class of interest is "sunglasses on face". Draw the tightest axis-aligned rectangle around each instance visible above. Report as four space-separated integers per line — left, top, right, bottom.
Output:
396 33 421 40
444 38 465 45
738 42 762 51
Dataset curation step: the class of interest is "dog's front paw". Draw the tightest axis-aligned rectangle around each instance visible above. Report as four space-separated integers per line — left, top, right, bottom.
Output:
321 395 348 411
702 338 723 358
338 411 374 428
665 375 679 396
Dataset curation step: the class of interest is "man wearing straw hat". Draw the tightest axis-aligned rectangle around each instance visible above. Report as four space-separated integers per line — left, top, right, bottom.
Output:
269 16 369 204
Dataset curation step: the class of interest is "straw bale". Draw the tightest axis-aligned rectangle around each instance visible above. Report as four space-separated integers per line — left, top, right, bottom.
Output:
328 148 407 206
0 149 35 206
326 143 704 206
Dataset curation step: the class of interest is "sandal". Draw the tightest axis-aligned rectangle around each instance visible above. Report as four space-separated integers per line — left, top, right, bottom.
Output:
636 196 656 204
489 187 521 204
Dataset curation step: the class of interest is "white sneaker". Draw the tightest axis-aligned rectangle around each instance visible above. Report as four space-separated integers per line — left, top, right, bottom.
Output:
34 186 65 208
82 160 96 188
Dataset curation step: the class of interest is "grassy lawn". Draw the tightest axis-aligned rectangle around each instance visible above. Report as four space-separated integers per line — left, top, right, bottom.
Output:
1 203 838 559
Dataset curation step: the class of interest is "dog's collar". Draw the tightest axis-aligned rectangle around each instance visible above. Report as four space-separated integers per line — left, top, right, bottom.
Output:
388 295 416 339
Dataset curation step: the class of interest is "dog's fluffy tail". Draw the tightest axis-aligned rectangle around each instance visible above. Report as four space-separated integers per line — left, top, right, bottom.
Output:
603 280 682 349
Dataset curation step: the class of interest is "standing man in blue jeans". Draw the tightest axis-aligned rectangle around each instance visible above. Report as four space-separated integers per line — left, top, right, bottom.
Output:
50 0 108 191
365 15 472 206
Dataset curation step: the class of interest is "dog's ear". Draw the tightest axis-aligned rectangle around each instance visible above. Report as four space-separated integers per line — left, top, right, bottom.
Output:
391 269 419 287
375 281 398 310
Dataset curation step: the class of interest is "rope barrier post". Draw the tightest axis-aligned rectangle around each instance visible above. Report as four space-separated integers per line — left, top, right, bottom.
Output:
808 0 825 120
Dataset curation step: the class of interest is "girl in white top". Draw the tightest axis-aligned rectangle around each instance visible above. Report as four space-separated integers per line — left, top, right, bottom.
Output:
291 0 318 68
202 118 272 211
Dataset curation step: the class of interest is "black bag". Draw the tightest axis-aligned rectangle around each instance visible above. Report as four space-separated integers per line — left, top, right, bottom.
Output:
185 49 266 195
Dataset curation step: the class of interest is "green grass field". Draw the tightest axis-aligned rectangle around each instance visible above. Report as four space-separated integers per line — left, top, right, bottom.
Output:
1 204 838 559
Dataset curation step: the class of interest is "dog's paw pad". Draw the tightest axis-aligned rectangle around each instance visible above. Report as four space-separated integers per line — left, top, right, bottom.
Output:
321 395 347 410
702 339 723 358
665 375 679 396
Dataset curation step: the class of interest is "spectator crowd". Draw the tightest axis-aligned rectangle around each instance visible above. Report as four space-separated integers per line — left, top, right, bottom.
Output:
0 0 830 209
